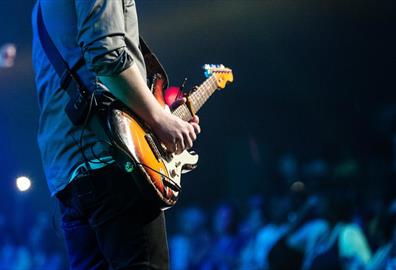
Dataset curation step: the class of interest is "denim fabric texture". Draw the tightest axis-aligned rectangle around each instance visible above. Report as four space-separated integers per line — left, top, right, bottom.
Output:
57 164 169 270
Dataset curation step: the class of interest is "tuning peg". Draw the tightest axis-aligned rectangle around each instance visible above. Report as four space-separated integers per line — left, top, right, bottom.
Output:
204 69 212 78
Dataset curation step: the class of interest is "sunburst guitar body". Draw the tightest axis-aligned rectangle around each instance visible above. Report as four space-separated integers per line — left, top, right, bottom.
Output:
106 65 233 209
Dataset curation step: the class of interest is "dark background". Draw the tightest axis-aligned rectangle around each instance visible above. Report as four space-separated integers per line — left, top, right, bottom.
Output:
0 0 395 251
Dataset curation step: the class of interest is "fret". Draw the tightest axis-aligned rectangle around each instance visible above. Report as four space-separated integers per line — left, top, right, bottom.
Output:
172 104 192 121
189 75 218 114
172 75 219 121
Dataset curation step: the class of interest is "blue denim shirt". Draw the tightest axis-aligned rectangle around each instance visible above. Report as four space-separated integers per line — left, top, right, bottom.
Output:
32 0 147 196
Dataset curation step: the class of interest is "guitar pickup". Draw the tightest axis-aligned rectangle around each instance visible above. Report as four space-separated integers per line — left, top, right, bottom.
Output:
145 134 162 160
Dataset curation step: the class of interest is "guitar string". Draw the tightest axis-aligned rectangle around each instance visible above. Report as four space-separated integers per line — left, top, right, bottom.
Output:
198 75 216 109
172 75 217 120
190 75 217 113
193 77 206 109
175 75 212 120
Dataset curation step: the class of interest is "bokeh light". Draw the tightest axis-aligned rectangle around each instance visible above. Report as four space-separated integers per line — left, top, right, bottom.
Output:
16 176 31 192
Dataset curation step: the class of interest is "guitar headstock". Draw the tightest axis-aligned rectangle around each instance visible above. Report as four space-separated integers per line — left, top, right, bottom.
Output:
204 64 234 89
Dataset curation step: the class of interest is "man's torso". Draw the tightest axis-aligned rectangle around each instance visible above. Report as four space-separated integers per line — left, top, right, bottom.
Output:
32 0 147 195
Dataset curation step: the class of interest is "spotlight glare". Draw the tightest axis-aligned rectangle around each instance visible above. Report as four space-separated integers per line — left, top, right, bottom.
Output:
16 176 31 192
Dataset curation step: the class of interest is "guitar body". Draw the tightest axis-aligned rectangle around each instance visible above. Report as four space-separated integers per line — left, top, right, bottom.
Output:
104 65 233 209
106 74 198 209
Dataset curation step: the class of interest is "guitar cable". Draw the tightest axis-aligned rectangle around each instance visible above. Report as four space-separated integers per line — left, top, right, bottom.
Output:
71 90 96 169
135 162 182 192
106 132 182 192
75 89 114 166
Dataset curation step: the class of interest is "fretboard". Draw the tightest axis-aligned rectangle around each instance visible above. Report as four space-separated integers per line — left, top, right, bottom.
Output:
172 75 218 121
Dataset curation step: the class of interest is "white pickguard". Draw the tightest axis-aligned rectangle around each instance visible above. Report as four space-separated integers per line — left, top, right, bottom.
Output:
113 104 199 203
160 104 199 187
162 150 199 188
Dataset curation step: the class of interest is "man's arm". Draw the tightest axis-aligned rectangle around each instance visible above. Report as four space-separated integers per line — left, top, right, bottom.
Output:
99 63 200 154
74 0 200 153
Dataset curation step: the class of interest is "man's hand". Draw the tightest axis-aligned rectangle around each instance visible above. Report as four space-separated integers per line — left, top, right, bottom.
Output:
152 97 201 155
99 64 201 155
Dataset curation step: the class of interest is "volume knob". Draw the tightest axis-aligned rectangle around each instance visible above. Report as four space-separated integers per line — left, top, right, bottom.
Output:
170 169 177 178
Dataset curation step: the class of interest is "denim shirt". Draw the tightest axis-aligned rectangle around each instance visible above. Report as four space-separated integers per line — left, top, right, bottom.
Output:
32 0 147 196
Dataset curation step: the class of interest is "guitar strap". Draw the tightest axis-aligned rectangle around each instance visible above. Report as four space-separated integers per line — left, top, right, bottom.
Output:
139 38 169 90
36 2 168 125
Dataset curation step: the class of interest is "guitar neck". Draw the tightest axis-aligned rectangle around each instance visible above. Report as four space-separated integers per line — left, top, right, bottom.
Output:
172 75 218 121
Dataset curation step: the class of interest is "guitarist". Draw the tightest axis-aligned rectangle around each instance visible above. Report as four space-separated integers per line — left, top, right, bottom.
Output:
32 0 200 269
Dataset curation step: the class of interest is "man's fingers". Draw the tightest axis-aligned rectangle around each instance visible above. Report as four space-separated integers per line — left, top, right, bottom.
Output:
161 115 201 154
167 143 177 153
190 115 200 135
190 115 199 124
191 122 201 135
183 134 193 150
176 137 185 154
190 131 197 142
170 97 186 110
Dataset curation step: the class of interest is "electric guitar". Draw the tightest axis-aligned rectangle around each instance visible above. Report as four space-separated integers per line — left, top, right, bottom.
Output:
105 65 233 209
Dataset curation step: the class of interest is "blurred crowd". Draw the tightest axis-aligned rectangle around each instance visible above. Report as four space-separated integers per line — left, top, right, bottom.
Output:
1 191 395 270
169 194 396 270
0 211 67 270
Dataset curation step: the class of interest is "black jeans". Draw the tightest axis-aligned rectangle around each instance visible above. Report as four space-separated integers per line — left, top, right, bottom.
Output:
57 164 169 270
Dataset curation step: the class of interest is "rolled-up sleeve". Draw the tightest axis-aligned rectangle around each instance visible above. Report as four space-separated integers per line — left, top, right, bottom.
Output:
74 0 133 76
